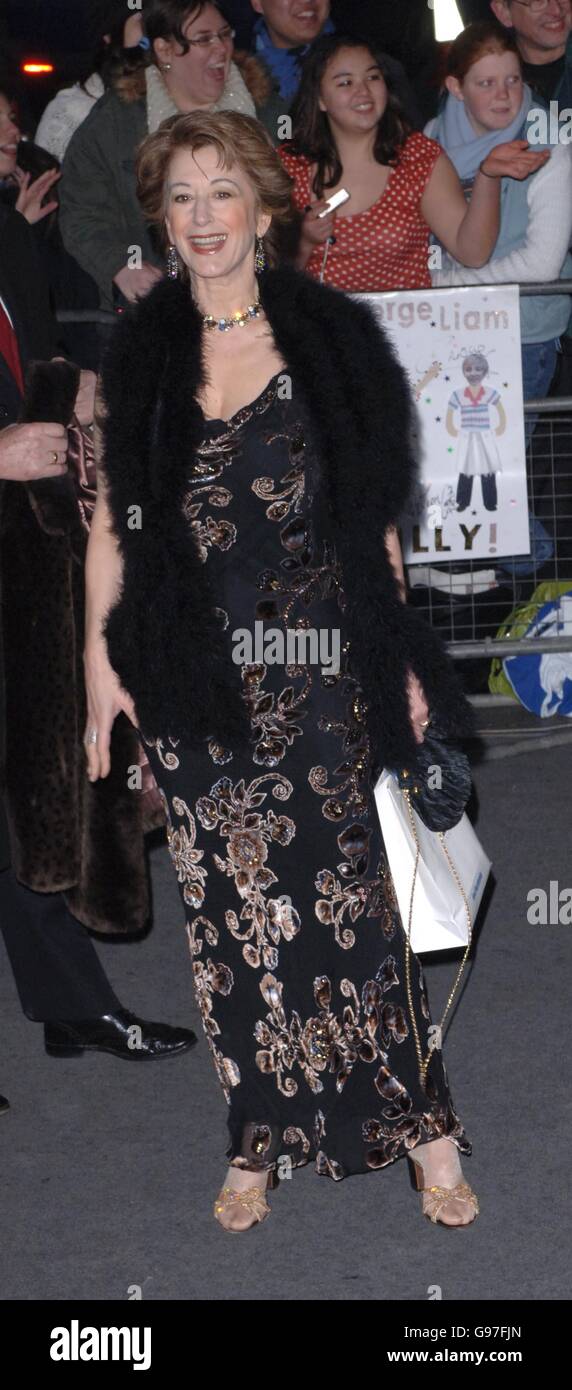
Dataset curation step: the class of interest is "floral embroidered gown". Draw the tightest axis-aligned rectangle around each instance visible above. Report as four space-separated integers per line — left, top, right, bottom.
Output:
142 374 472 1181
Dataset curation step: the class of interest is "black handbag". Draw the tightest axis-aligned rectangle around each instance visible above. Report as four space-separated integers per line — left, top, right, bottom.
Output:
391 719 472 833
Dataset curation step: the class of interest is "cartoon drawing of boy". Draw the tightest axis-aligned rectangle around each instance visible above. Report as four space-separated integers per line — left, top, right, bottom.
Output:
446 353 506 512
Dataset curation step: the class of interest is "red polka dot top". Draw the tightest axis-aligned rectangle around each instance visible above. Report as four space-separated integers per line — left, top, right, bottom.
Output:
279 131 442 292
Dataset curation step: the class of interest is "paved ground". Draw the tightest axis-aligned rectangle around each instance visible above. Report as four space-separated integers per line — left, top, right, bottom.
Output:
0 741 569 1302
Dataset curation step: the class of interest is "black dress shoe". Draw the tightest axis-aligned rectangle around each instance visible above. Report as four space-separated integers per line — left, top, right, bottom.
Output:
0 1093 9 1115
44 1008 198 1060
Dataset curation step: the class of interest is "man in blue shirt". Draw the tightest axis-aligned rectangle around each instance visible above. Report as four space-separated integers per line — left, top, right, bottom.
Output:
251 0 334 104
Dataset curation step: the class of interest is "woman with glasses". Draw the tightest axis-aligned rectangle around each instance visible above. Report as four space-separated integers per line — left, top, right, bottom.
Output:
60 0 281 314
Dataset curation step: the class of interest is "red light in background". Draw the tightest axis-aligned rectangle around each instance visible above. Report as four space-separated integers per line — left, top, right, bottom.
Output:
21 63 54 75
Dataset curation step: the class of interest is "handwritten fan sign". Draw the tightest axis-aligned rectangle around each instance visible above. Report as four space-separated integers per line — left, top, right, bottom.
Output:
358 285 530 563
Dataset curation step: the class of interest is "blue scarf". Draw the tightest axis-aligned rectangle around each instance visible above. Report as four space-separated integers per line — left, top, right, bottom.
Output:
428 85 534 180
427 86 572 345
254 15 335 104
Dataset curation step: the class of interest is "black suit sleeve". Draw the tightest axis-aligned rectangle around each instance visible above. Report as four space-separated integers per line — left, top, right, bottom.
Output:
0 206 58 369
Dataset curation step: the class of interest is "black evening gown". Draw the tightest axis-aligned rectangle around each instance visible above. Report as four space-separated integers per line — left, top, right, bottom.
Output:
142 374 472 1181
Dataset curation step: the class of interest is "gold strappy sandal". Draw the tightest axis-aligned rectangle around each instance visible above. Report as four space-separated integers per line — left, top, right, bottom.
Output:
408 1156 479 1227
214 1168 277 1233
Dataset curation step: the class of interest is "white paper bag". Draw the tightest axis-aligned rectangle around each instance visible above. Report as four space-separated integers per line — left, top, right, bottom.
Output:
374 769 491 953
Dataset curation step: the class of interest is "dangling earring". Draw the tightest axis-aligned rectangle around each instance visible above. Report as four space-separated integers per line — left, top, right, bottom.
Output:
255 236 267 274
167 245 179 280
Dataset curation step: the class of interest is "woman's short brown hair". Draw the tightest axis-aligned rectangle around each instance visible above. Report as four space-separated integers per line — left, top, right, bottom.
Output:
135 110 296 270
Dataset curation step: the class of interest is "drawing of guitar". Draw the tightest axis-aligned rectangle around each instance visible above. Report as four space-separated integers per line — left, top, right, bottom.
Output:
414 360 442 401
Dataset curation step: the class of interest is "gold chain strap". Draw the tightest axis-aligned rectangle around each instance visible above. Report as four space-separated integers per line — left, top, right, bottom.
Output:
402 790 473 1092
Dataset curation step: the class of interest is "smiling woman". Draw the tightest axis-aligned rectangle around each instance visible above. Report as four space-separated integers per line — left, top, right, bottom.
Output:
0 85 61 225
58 0 279 311
84 108 482 1235
136 105 294 274
278 31 549 291
136 111 292 402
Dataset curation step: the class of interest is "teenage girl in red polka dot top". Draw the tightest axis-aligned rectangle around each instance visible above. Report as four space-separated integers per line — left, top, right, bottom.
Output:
278 34 548 293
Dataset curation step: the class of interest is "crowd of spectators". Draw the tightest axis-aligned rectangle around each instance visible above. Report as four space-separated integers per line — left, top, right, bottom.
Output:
0 0 570 388
0 0 570 618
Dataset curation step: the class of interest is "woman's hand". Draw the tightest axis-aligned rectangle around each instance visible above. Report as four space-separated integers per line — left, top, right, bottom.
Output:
113 262 163 303
406 668 430 744
13 165 61 223
84 642 139 781
479 139 550 183
300 201 337 247
297 201 337 265
0 421 68 480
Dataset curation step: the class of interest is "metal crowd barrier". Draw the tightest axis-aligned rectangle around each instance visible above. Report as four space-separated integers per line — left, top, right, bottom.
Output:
409 394 572 704
404 283 572 710
410 396 572 632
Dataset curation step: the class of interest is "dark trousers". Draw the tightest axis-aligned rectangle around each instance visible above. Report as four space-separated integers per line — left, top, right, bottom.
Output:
0 867 120 1022
456 471 498 511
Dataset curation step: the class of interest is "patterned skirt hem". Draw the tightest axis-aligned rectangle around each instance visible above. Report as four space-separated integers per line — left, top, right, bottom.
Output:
224 1107 472 1183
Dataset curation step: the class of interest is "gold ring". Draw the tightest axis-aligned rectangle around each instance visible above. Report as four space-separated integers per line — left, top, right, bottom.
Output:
420 718 430 728
52 451 58 464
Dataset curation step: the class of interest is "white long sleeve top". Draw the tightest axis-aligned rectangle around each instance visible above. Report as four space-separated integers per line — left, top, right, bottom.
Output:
35 74 105 164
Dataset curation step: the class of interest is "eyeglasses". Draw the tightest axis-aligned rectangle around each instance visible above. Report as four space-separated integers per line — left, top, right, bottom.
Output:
187 25 236 48
511 0 568 13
